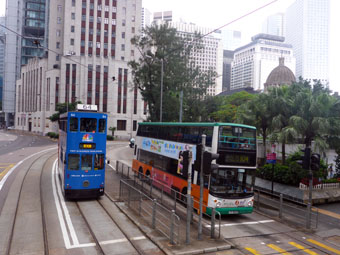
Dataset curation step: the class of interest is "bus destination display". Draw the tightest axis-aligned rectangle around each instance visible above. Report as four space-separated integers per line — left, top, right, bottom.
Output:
217 152 256 166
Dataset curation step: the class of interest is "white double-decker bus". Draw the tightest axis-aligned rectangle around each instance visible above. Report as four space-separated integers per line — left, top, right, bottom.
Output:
132 122 257 215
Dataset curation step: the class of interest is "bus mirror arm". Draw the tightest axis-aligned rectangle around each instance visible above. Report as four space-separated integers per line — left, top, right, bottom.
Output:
64 160 67 164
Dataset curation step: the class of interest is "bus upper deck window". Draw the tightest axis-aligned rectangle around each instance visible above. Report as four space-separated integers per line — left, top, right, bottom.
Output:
68 154 80 170
80 118 97 132
81 154 93 170
99 119 106 133
69 117 78 131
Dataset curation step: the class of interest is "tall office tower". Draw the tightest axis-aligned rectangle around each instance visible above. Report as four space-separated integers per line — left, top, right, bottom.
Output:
0 16 5 121
169 22 223 96
153 11 173 22
221 29 242 51
231 34 295 91
285 0 329 84
15 0 146 137
0 17 5 78
142 8 151 29
222 50 234 92
0 17 5 105
262 13 285 37
3 0 47 127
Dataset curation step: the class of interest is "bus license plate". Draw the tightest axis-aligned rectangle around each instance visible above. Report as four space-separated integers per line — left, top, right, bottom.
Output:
228 211 239 214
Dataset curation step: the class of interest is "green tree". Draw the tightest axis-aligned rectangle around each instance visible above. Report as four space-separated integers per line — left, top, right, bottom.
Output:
268 86 296 164
210 91 255 122
108 126 116 136
49 101 81 122
238 92 275 161
129 23 217 122
288 79 340 152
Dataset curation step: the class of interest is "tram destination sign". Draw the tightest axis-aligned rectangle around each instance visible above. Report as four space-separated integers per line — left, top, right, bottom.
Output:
79 143 96 149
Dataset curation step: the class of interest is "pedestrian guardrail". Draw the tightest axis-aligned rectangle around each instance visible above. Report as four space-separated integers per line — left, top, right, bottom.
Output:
119 179 181 244
115 161 222 242
299 182 340 190
256 189 319 229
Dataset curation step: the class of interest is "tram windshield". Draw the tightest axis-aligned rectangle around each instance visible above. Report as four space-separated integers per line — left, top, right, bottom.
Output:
80 118 97 132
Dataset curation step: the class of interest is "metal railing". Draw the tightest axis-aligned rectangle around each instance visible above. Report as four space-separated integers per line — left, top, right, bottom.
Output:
115 161 222 240
119 179 181 244
256 189 319 229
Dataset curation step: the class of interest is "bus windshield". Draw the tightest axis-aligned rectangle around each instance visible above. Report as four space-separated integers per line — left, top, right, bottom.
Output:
210 168 254 197
218 126 256 150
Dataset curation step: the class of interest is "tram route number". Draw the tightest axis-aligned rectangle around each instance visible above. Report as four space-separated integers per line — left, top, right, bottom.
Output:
79 143 96 149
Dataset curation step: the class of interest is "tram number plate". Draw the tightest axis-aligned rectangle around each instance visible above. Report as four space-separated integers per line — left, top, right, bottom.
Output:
228 211 239 214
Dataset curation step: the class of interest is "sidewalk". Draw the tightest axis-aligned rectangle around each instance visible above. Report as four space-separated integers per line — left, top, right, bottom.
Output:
104 156 236 254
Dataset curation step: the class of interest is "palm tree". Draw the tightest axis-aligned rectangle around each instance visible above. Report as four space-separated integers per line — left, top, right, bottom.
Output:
268 86 296 164
238 93 275 161
288 79 340 152
109 126 116 137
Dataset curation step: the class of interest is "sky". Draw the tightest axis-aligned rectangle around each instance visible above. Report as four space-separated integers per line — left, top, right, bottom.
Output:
0 0 339 92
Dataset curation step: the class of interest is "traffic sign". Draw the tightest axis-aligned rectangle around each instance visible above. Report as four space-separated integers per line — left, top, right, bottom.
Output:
267 153 276 164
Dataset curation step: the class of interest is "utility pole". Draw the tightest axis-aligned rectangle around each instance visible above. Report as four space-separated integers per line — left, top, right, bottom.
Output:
186 145 193 244
198 134 206 240
160 58 163 122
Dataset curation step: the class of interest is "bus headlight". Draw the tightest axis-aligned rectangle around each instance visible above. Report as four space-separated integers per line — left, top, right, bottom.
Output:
248 200 253 206
216 201 221 207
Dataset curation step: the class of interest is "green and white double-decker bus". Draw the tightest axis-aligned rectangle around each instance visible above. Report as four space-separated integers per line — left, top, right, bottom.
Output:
132 122 257 215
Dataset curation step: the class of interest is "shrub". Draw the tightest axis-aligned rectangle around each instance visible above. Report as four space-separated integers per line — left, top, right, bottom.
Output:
107 135 114 141
47 132 58 139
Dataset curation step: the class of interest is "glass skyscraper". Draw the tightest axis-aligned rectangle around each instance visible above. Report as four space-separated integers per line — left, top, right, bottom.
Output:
285 0 329 84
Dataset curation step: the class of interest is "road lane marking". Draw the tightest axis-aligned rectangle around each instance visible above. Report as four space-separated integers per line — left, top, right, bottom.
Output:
307 239 340 254
0 147 55 191
289 242 318 255
244 247 261 254
131 236 146 241
313 207 340 220
52 159 88 248
0 164 14 179
52 159 148 250
267 244 292 254
206 219 274 228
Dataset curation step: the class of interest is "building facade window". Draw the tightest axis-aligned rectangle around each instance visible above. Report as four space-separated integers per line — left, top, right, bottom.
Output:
117 120 126 130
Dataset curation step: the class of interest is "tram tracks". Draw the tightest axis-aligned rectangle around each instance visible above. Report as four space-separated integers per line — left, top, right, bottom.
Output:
75 193 163 255
4 150 55 255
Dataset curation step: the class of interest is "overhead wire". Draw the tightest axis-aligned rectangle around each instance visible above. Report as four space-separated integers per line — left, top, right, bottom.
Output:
0 0 279 83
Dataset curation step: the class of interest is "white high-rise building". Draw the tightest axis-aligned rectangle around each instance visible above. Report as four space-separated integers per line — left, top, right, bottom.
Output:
262 13 285 37
170 22 223 96
142 8 151 29
231 34 296 91
285 0 329 84
15 0 146 138
221 29 242 51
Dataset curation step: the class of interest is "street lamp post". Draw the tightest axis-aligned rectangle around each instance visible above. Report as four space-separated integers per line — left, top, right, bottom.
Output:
160 58 163 122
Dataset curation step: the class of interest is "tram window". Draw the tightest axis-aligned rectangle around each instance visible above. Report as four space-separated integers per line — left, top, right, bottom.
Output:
69 117 78 131
81 154 93 170
94 154 105 170
80 118 97 132
68 154 80 170
98 119 106 133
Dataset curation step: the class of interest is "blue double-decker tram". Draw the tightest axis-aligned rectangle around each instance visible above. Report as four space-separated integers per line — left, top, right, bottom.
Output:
58 104 107 199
